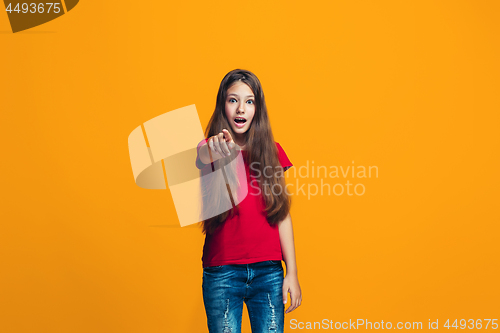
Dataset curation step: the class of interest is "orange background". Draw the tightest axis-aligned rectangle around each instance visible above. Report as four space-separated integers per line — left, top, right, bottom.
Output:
1 1 499 332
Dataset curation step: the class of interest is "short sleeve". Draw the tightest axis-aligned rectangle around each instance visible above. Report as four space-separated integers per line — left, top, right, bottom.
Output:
196 138 209 170
275 142 293 172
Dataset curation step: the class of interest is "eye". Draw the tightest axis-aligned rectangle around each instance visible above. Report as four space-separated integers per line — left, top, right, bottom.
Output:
229 98 237 103
247 100 254 104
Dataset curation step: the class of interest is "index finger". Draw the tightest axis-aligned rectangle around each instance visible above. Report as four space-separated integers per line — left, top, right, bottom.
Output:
221 129 233 143
222 129 235 149
285 293 298 314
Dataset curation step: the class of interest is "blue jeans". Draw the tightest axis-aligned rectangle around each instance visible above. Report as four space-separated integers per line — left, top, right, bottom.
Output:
202 260 285 333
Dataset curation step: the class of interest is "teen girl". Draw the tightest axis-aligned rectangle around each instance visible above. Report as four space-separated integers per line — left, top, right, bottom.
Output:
195 69 301 333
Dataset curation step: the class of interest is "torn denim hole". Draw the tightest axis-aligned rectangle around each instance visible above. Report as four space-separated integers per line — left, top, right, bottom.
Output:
267 293 278 332
223 298 232 333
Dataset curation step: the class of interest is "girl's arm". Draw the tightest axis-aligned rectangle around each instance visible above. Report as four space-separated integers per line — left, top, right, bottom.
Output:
199 141 224 164
279 212 302 313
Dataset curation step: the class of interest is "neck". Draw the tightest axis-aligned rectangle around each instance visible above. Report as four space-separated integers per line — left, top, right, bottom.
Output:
233 133 246 148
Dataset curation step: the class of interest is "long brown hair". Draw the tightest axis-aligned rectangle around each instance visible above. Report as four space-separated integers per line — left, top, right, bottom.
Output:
200 69 291 235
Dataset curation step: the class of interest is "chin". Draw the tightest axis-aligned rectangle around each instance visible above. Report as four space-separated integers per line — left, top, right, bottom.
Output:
234 128 248 134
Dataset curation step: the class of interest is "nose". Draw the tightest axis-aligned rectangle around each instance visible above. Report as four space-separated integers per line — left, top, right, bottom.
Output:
237 103 245 114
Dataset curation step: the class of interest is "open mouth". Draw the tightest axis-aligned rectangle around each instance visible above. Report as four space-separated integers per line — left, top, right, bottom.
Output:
234 117 247 127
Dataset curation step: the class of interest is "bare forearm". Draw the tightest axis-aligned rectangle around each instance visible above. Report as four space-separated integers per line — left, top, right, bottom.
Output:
199 141 224 164
279 212 298 276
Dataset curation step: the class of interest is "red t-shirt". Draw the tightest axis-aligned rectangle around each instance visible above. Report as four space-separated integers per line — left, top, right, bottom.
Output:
196 139 293 268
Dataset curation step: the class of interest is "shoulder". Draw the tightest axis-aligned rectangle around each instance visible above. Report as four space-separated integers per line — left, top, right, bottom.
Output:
195 138 210 170
274 142 287 154
197 138 207 149
274 141 293 170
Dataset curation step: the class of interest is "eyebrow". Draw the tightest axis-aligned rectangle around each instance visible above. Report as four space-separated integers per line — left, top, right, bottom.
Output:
228 93 254 98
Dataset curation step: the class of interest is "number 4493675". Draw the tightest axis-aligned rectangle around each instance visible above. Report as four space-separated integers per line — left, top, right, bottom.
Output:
444 319 498 329
6 3 62 14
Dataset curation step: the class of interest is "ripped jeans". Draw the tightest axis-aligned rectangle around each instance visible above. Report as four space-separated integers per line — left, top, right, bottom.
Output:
202 260 285 333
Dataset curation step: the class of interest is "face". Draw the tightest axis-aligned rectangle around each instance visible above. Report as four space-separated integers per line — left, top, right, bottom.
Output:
225 81 256 144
